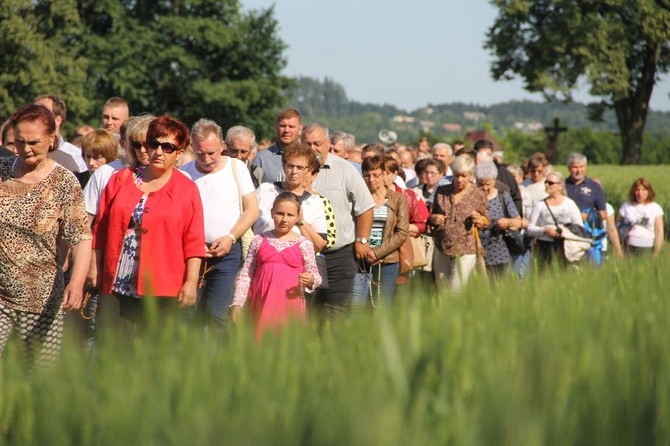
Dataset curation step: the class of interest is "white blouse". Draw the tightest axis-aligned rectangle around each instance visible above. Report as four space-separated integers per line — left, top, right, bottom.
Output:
618 201 664 248
526 197 583 242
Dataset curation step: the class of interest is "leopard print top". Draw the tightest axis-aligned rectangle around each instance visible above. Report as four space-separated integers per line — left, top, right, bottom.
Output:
0 158 91 314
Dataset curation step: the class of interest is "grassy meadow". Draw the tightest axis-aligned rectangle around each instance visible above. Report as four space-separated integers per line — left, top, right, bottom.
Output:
1 165 668 445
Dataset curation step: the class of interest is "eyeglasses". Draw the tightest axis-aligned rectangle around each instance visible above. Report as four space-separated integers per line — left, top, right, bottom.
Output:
129 140 145 152
145 139 179 153
363 172 383 180
545 180 560 186
285 163 309 172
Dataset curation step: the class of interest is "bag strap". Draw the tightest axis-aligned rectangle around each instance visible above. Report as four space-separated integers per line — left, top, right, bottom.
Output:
543 199 562 235
498 192 510 218
230 158 244 214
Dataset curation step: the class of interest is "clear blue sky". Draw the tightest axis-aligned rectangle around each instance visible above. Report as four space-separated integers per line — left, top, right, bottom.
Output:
240 0 670 112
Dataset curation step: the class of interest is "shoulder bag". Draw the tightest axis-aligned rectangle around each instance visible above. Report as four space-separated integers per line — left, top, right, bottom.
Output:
231 159 254 259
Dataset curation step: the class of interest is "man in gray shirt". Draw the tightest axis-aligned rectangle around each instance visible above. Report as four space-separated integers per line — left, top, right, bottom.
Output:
306 123 375 318
251 108 301 182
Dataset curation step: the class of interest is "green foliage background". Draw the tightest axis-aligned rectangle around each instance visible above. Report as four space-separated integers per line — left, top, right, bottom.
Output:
0 0 290 138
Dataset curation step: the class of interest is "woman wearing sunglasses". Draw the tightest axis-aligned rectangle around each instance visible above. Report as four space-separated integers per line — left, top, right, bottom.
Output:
92 116 205 337
526 171 584 268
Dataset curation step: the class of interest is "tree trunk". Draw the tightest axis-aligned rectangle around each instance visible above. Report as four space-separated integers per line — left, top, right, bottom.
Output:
618 116 644 165
615 43 660 165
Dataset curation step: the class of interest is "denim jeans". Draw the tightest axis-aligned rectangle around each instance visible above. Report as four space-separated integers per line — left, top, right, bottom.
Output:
351 262 400 308
187 242 242 332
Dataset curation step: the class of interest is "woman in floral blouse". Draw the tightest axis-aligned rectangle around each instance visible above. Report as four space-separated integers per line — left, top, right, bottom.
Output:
428 154 489 292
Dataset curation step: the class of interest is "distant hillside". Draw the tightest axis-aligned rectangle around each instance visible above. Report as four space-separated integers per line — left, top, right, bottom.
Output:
284 76 670 144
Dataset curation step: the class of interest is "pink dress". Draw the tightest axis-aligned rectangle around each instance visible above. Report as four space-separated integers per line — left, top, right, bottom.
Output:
233 232 321 337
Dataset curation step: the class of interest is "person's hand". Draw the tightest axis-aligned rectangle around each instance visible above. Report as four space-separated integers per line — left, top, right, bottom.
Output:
229 305 242 324
62 281 84 312
544 226 561 238
496 218 511 230
85 263 100 290
471 211 487 228
430 214 447 227
299 272 314 289
365 249 379 265
208 235 234 258
354 241 372 260
177 280 198 308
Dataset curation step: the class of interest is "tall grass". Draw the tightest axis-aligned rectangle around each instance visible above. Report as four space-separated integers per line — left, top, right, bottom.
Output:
1 253 668 445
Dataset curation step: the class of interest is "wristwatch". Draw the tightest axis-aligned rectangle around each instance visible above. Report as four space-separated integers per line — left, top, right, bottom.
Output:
356 237 369 245
226 233 237 243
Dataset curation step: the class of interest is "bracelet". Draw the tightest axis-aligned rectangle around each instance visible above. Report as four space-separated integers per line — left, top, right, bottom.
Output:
226 233 236 243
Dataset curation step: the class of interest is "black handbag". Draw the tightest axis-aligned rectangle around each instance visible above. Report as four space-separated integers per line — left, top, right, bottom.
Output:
498 193 526 255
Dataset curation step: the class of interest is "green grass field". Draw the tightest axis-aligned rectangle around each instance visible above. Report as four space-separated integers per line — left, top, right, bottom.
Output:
1 165 668 445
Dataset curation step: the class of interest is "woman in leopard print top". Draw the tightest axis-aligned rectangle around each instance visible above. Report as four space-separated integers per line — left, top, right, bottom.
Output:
0 104 91 368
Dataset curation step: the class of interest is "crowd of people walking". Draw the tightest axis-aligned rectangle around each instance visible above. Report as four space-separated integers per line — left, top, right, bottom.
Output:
0 95 664 369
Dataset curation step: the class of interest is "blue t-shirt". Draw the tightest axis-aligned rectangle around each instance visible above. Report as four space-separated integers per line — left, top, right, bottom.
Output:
565 177 606 212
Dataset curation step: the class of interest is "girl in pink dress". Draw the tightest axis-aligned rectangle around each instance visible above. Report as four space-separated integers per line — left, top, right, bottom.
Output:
231 192 321 338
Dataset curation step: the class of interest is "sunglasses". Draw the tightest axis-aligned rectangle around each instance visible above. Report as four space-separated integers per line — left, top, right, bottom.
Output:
545 180 560 186
145 139 179 153
129 140 145 152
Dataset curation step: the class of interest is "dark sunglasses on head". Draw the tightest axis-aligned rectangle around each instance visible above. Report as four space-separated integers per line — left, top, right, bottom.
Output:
145 139 179 153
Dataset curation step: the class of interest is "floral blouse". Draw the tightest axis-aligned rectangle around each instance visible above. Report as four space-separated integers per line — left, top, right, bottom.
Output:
431 184 489 257
112 196 147 298
0 159 91 314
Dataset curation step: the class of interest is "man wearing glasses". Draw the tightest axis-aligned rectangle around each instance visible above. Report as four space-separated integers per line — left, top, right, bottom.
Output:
225 125 266 188
306 123 375 320
431 143 454 187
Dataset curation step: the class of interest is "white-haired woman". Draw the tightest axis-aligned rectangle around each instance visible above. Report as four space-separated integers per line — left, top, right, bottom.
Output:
428 155 489 291
526 171 584 267
475 161 522 279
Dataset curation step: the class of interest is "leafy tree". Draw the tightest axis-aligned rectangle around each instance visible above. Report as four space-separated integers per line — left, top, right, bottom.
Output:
77 0 289 138
0 0 91 127
485 0 670 164
0 0 289 138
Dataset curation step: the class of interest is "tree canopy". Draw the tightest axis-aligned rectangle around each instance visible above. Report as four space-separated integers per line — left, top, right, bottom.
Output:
0 0 289 138
485 0 670 164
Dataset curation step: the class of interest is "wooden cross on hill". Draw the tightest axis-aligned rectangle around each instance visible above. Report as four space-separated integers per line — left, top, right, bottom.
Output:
544 118 567 164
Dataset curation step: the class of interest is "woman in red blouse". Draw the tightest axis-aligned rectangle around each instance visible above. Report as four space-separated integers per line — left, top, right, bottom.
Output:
92 116 205 334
